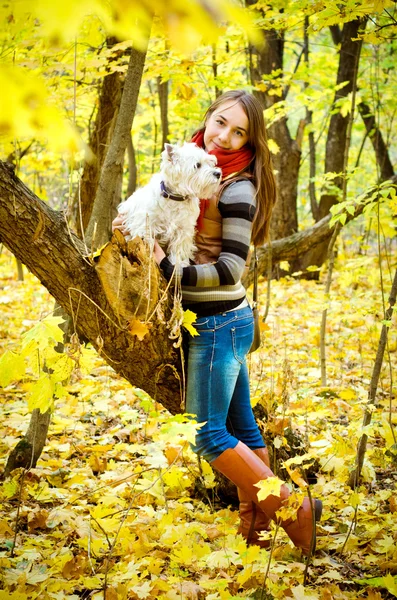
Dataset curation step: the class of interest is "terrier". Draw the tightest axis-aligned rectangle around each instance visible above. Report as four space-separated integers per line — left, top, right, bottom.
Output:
117 143 221 265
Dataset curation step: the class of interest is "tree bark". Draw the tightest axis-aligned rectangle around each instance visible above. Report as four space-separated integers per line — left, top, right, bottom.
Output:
157 76 169 150
358 102 395 182
300 19 366 272
0 161 182 417
245 0 300 240
68 37 124 237
4 409 51 477
85 39 149 248
126 134 137 197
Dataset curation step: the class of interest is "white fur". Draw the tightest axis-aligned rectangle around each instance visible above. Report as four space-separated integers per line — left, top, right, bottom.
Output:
118 143 221 265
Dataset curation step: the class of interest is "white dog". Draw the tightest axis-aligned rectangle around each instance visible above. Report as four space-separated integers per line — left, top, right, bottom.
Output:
117 143 221 265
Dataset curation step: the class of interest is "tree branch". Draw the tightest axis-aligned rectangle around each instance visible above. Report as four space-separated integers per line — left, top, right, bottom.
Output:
0 161 182 415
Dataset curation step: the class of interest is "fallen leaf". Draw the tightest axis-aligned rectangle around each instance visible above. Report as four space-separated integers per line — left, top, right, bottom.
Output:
28 508 49 532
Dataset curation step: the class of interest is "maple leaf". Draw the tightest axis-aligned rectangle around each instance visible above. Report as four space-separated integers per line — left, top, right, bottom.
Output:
284 463 308 489
27 373 54 413
182 309 199 336
357 574 397 597
21 315 65 351
28 507 49 532
128 318 150 340
255 476 285 502
291 584 319 599
2 478 19 499
0 350 26 387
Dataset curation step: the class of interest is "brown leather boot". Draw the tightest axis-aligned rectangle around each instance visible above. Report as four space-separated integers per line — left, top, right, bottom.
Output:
212 441 322 556
237 447 271 548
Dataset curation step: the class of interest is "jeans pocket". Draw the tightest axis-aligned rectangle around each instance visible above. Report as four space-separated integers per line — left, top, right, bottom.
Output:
194 317 211 330
231 321 254 363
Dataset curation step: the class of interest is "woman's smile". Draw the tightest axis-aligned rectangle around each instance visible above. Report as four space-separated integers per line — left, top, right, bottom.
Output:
204 100 249 152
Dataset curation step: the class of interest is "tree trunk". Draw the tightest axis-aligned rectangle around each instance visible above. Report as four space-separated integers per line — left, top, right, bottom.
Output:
85 38 149 248
16 258 24 281
0 161 182 417
4 409 51 477
245 1 300 239
68 37 124 237
242 174 397 287
358 102 395 182
157 76 169 150
2 165 395 421
300 19 366 272
126 134 137 197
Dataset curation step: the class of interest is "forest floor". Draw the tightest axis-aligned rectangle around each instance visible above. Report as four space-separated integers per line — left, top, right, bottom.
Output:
0 245 396 600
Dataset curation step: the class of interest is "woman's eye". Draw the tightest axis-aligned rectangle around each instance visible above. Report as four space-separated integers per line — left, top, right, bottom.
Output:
235 130 243 136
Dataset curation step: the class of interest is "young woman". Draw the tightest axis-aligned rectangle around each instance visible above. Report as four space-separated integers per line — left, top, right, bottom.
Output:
116 90 322 555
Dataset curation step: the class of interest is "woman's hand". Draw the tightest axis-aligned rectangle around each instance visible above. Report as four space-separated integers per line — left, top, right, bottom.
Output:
153 239 166 265
112 214 129 236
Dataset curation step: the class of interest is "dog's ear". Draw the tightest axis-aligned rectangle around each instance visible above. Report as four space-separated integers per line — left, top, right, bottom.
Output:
164 143 176 162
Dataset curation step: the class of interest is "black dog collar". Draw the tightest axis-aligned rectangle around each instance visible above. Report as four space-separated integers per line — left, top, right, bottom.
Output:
160 180 187 201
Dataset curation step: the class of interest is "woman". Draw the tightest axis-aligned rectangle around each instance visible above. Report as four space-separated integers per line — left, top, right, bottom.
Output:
115 90 321 555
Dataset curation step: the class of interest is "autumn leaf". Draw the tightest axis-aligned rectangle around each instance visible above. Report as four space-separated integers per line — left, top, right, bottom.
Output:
27 508 49 532
0 350 26 387
21 315 65 351
128 319 150 340
284 464 308 489
255 476 285 502
182 309 199 336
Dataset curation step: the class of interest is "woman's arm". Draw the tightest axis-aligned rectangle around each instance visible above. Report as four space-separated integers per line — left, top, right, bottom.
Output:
157 180 256 286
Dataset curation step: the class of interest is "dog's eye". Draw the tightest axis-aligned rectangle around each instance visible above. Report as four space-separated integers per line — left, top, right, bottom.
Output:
196 162 201 169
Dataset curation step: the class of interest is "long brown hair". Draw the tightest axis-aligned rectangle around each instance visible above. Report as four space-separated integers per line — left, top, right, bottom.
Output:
203 90 277 246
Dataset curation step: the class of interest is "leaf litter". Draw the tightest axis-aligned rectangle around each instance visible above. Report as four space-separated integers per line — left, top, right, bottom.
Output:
0 246 396 599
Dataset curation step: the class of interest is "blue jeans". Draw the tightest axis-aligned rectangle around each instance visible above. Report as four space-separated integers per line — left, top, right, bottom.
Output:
186 305 265 463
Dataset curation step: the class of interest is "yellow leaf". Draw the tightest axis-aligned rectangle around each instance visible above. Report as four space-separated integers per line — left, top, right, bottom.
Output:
91 242 109 259
27 374 54 413
276 491 305 522
0 351 26 387
259 321 270 332
128 319 150 341
284 464 308 489
21 315 66 352
182 309 199 336
267 138 280 154
349 491 361 508
339 389 356 400
279 261 290 271
0 520 14 535
2 479 19 499
383 573 397 595
172 545 193 566
255 476 285 502
291 583 319 599
306 265 321 272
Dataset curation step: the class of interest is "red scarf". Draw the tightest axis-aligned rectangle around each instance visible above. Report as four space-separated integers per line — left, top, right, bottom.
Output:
191 129 254 230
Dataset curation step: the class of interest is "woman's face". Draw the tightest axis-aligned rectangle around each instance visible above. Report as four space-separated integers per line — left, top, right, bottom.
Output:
204 100 249 152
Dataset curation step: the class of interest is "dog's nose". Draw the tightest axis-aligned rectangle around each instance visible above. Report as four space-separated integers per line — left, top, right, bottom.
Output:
214 171 221 179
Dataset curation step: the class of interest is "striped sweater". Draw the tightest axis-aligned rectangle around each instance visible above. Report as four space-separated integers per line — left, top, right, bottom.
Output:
160 179 256 317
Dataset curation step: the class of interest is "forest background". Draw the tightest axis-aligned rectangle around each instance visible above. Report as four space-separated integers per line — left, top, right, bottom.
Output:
0 0 397 599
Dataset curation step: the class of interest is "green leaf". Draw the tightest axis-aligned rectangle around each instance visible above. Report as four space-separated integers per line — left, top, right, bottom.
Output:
356 574 397 597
